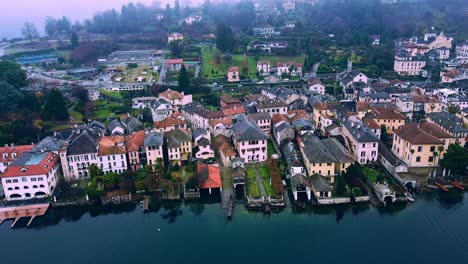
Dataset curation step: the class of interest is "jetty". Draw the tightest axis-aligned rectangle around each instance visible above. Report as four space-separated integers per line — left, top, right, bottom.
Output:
227 195 234 219
0 203 50 228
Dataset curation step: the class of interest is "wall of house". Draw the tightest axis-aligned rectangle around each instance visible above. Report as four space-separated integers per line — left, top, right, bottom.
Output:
98 154 128 174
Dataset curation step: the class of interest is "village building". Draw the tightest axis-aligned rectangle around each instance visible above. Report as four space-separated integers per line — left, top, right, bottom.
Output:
154 114 188 132
256 61 271 74
125 131 145 171
144 131 164 169
276 62 303 76
159 89 192 107
232 115 268 163
248 112 271 136
97 135 128 174
183 102 225 129
426 112 468 146
213 134 237 166
343 116 380 164
209 117 233 137
227 66 240 82
308 78 326 95
197 163 222 195
392 123 452 167
0 144 35 173
1 152 60 201
168 32 184 43
298 132 354 181
193 129 215 160
255 98 288 117
165 128 192 166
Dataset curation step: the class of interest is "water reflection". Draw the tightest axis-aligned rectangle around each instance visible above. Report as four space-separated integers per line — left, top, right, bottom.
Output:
2 190 465 230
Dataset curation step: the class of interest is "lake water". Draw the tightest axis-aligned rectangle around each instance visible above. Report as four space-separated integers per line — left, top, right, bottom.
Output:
1 191 468 264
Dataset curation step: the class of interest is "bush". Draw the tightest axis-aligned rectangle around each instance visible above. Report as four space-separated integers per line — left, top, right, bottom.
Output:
352 187 362 197
127 63 138 68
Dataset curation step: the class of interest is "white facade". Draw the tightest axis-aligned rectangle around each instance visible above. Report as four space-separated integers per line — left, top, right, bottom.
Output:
60 152 98 180
235 139 268 163
98 154 128 174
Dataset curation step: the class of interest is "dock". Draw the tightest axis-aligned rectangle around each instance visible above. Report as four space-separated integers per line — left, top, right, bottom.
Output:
0 203 50 228
227 195 234 219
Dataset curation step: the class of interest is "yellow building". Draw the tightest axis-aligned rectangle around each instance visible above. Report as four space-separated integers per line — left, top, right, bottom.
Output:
392 123 452 167
366 106 406 133
298 132 354 182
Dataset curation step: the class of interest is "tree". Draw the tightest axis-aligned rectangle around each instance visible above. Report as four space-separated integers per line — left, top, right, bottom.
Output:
216 23 234 52
71 32 79 49
0 61 27 88
44 17 58 36
21 22 39 44
168 40 184 57
178 65 190 89
0 81 23 114
447 104 461 114
335 174 347 197
380 125 390 144
41 89 69 121
441 144 468 175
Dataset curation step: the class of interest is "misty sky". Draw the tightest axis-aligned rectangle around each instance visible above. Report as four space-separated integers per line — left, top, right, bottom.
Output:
0 0 181 39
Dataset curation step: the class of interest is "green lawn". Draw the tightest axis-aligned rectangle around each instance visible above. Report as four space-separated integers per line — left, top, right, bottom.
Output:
263 180 275 196
258 164 270 179
257 55 306 65
90 101 122 120
247 180 261 198
99 89 123 100
199 46 256 80
246 167 256 180
267 140 277 157
69 110 84 122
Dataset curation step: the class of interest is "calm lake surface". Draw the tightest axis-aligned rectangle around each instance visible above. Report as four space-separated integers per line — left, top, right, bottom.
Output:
1 191 468 264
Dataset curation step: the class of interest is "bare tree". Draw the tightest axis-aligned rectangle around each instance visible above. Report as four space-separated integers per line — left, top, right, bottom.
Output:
22 22 39 44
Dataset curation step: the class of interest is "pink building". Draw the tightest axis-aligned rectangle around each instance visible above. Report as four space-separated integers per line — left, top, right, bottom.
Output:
343 116 379 164
232 115 268 163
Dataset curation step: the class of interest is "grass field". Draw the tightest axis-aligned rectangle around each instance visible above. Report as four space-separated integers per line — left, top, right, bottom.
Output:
99 89 123 100
199 45 306 81
90 101 122 120
113 66 154 83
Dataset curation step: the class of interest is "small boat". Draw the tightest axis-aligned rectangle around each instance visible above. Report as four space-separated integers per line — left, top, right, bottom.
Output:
405 193 415 202
294 199 306 209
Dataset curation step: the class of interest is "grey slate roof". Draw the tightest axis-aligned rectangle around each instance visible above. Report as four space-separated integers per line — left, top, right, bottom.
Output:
291 173 311 188
427 112 468 134
144 131 163 147
309 174 332 192
280 139 305 168
32 136 64 152
301 132 354 163
344 117 379 143
123 116 144 133
192 129 208 140
248 112 271 121
67 128 101 155
108 119 126 134
197 137 211 146
89 120 106 131
255 98 287 109
232 115 268 141
165 129 191 148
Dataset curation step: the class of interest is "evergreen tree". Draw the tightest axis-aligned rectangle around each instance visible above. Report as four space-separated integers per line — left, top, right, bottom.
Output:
216 23 234 52
71 32 79 49
0 81 23 114
441 144 468 175
178 65 190 90
41 89 69 121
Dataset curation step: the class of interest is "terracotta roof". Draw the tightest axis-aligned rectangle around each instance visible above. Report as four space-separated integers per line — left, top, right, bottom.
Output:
209 116 233 127
308 77 324 86
394 123 449 145
443 70 460 78
357 102 372 112
160 89 184 100
154 116 188 129
1 152 59 178
125 131 145 152
220 95 241 104
165 59 184 64
0 144 35 163
371 106 405 120
362 116 380 129
98 135 126 156
197 163 222 189
214 135 237 157
272 114 290 125
288 110 308 122
222 106 245 116
228 66 239 72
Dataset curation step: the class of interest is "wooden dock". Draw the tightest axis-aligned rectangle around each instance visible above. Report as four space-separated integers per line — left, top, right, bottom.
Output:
0 203 50 228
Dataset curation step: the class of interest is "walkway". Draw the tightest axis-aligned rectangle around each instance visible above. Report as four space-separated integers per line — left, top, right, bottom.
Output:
254 166 267 198
221 188 234 209
157 60 167 84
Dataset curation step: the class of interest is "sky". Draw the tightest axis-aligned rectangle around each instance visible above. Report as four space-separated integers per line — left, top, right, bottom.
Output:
0 0 182 39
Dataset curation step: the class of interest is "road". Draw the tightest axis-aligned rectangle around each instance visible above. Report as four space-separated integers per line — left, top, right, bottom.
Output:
0 44 11 57
158 59 167 84
311 62 320 77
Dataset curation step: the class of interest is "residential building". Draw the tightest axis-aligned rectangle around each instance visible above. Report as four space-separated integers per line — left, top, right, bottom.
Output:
255 98 288 117
97 135 128 174
248 112 271 136
426 112 468 146
154 114 188 132
165 128 192 166
183 102 225 129
232 115 268 163
197 163 222 195
280 139 306 179
165 59 184 71
272 114 295 145
1 152 60 201
88 89 100 101
150 99 173 122
276 62 303 76
59 128 101 181
227 66 240 82
108 119 126 135
125 131 145 171
168 32 184 43
456 41 468 63
0 144 35 173
209 117 233 137
253 27 280 38
392 123 452 167
214 135 237 166
144 131 164 169
365 106 406 133
256 61 271 74
159 89 192 107
220 95 241 108
308 78 326 95
132 97 158 109
298 132 354 181
343 116 380 164
193 129 215 160
393 51 427 76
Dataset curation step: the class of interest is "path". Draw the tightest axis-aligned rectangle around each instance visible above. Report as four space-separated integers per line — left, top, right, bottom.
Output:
310 62 320 77
254 166 267 198
158 60 167 84
219 161 234 208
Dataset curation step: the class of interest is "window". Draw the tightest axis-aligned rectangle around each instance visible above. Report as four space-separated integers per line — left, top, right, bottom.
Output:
430 146 435 152
416 157 421 162
38 177 43 181
22 177 27 182
417 146 423 152
6 179 11 184
428 156 434 162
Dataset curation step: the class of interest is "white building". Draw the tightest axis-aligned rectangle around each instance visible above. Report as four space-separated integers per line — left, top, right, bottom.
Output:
97 135 128 174
1 152 60 201
343 116 379 164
